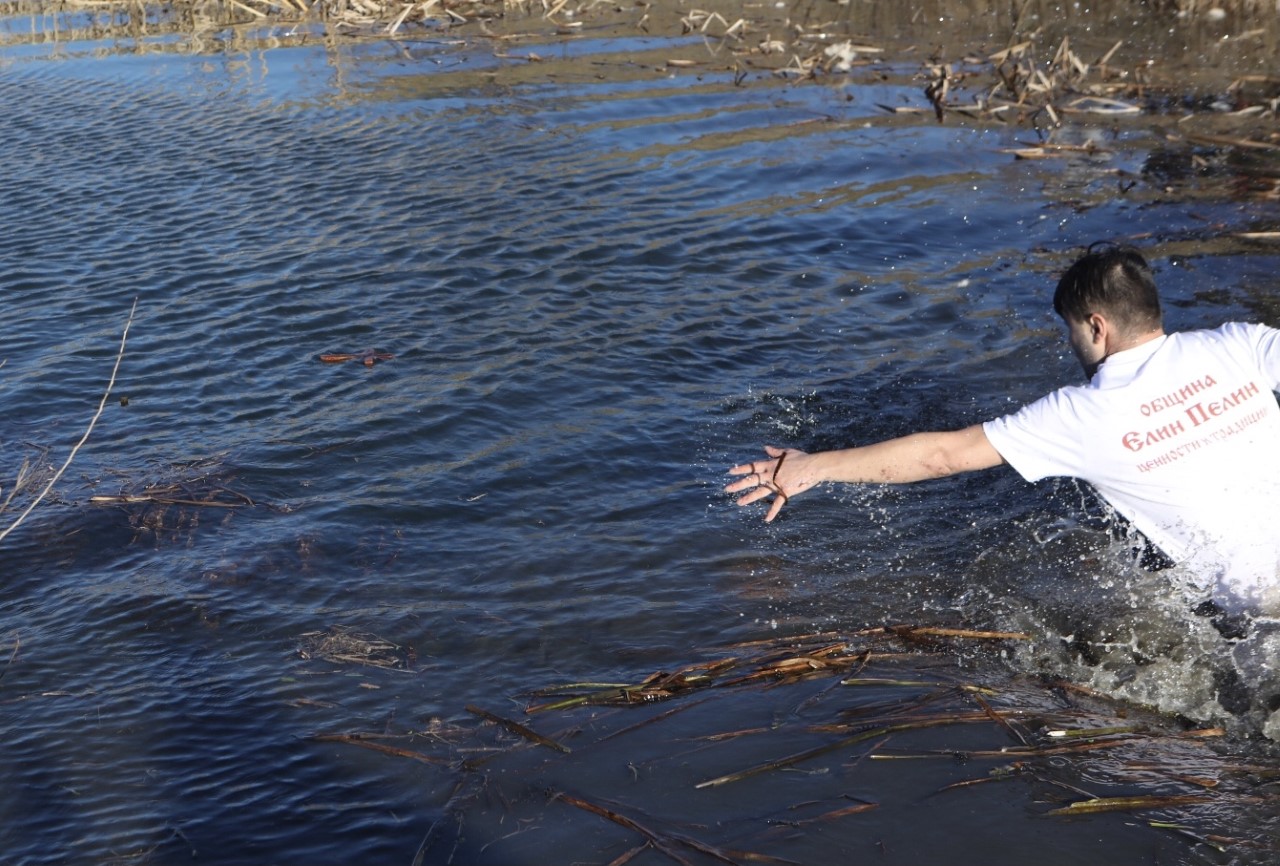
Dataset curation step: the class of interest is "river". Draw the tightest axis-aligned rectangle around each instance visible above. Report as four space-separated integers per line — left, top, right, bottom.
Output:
1 1 1278 863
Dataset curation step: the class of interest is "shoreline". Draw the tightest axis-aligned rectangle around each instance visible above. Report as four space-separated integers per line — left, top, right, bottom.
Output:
2 2 1277 127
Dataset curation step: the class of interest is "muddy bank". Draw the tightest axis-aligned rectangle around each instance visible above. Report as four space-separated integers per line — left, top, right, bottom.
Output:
3 0 1277 89
3 1 1277 150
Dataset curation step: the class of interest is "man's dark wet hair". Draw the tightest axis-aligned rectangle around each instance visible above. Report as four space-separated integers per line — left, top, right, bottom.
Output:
1053 243 1163 334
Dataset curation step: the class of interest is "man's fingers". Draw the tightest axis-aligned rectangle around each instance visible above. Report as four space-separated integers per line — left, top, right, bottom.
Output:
728 447 783 475
725 460 777 494
733 486 773 507
764 496 786 523
726 447 791 520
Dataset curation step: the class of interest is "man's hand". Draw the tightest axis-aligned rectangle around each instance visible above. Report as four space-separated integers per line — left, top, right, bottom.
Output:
726 427 1003 523
725 446 820 523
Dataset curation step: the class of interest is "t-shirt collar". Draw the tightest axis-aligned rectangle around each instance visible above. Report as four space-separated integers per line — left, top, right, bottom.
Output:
1093 334 1168 387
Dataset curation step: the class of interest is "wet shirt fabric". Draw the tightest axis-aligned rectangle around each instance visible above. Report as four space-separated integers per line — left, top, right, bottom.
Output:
984 323 1280 608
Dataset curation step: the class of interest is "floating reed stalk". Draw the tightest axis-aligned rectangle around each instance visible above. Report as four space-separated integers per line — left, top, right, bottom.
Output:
465 704 571 753
695 715 994 789
554 791 773 866
1046 794 1214 816
309 733 452 765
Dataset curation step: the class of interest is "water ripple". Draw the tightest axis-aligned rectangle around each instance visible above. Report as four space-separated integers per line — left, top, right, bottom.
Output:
2 28 1276 866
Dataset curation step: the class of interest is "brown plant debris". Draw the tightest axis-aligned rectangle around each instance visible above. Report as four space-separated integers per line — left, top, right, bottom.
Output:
313 627 1275 864
86 455 260 542
298 625 415 669
1046 794 1215 816
465 703 571 754
525 626 1025 713
88 483 253 508
309 732 452 764
554 792 778 866
90 454 254 507
318 349 395 366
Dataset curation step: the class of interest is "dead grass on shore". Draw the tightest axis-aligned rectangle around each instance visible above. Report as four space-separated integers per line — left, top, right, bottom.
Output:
3 0 1277 135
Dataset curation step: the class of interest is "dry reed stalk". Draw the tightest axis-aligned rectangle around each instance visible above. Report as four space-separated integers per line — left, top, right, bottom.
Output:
1185 131 1280 150
298 626 413 668
0 456 36 515
875 625 1031 641
310 732 453 764
603 842 650 866
972 689 1031 745
89 492 246 507
0 633 19 686
809 709 997 734
879 737 1140 762
227 0 267 17
386 1 413 34
591 696 714 746
694 714 996 789
553 792 780 866
465 703 571 753
0 298 137 545
1046 794 1214 816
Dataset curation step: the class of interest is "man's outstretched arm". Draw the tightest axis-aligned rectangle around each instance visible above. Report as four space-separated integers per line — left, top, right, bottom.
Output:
725 424 1005 522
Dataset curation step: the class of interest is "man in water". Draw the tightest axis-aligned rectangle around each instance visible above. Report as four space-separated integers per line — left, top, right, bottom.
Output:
726 244 1280 613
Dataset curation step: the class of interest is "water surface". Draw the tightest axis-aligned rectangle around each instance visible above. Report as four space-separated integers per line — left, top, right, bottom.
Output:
2 6 1278 864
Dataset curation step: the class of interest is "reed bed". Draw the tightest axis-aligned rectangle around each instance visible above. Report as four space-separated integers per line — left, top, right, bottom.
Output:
306 627 1278 864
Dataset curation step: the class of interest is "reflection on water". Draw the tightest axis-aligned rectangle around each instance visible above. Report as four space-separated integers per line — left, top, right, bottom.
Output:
1 3 1279 864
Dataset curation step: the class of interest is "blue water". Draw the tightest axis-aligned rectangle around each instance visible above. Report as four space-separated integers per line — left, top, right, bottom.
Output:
2 12 1278 865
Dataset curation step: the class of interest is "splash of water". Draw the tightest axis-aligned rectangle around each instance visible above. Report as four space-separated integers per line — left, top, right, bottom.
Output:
964 514 1280 739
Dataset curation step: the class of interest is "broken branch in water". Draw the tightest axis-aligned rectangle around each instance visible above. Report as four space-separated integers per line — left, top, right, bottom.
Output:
0 298 137 544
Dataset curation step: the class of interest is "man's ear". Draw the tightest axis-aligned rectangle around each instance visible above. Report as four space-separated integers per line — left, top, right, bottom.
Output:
1088 312 1107 342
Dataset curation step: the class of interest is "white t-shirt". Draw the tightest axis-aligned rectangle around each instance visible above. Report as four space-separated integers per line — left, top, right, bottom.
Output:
983 323 1280 605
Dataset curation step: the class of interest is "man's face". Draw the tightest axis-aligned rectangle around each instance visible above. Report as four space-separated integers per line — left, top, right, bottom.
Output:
1064 314 1103 379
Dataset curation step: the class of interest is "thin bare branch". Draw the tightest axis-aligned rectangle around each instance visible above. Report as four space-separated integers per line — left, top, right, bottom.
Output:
0 298 137 545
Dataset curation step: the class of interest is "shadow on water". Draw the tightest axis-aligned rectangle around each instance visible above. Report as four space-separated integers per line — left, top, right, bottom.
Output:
1 0 1279 863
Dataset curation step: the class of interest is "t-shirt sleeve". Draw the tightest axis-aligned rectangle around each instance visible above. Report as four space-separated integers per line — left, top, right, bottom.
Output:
982 389 1087 483
1226 322 1280 390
